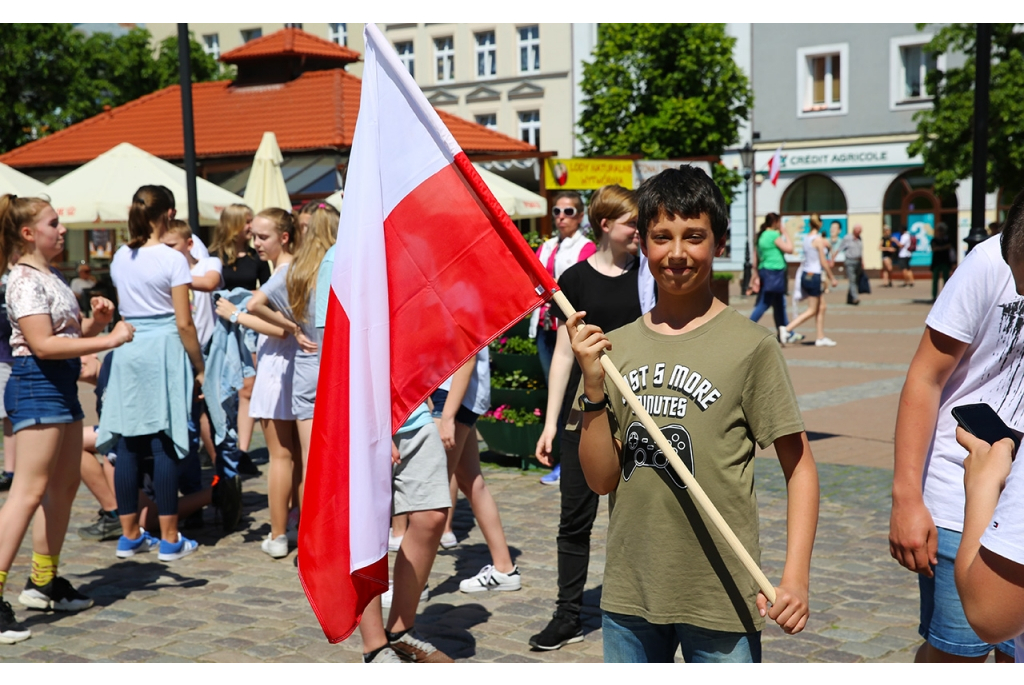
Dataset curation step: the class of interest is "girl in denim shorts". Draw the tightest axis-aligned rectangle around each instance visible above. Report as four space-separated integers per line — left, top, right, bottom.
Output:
0 194 134 645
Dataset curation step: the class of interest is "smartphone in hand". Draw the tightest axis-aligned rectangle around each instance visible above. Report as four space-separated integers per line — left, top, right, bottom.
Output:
951 403 1021 459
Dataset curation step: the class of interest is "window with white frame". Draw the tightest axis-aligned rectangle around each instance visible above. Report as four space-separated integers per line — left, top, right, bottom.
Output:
241 28 262 43
796 44 849 117
202 33 220 60
519 110 540 148
476 31 497 79
475 113 497 130
395 41 414 77
329 23 347 46
518 25 539 73
890 36 943 110
284 23 303 29
434 36 454 83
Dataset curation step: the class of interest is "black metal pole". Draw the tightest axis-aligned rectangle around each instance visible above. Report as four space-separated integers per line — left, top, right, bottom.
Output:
741 171 752 294
177 24 200 235
967 23 992 253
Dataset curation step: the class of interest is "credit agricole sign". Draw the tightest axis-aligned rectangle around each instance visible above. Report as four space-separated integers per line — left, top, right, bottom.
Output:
754 142 922 174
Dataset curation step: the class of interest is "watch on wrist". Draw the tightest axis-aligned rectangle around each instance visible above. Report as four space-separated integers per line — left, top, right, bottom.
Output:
579 393 610 412
229 309 240 324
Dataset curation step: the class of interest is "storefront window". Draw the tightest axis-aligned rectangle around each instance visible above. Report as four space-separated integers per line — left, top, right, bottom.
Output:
882 169 957 266
780 174 848 261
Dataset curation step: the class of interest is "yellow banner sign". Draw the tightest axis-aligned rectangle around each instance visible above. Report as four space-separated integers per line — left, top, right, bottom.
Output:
544 158 634 190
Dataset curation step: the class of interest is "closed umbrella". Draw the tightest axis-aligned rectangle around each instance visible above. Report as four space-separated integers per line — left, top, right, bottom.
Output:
46 142 244 228
0 162 48 197
244 132 291 213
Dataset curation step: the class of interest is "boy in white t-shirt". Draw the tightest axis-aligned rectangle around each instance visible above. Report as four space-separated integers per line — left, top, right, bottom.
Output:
891 232 1019 662
953 195 1024 662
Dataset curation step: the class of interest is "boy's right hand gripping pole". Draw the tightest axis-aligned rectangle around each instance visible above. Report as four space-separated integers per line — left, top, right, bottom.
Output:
550 290 777 605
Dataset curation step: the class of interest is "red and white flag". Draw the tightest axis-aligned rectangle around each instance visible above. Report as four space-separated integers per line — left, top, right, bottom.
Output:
767 146 783 187
298 23 557 643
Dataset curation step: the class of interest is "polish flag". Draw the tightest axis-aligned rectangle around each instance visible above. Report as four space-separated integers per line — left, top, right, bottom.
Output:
298 23 557 643
767 146 783 186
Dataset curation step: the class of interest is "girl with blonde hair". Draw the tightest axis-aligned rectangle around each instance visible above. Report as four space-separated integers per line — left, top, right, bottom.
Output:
0 194 134 644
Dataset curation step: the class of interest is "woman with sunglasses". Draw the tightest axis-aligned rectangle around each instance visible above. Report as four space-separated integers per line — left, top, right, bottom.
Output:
532 192 596 382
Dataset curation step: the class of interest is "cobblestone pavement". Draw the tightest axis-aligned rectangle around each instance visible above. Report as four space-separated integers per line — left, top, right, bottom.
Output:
0 281 933 662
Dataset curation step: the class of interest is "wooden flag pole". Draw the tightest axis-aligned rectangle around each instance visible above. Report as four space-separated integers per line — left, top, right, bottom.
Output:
550 290 777 604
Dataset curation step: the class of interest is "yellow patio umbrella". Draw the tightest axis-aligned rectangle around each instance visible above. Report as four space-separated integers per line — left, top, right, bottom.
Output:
244 132 291 213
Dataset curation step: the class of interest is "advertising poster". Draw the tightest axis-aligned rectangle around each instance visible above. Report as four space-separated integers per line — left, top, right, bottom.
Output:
781 214 847 262
544 158 634 190
906 213 935 267
88 230 113 260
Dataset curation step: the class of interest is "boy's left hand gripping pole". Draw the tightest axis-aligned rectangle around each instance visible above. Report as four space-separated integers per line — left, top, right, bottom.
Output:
549 290 778 605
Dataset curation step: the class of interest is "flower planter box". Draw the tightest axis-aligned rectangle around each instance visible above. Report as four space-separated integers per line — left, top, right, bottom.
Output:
477 421 544 459
491 352 544 379
490 387 547 410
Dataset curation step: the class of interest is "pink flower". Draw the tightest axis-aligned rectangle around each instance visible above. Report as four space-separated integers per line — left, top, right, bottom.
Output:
533 408 542 416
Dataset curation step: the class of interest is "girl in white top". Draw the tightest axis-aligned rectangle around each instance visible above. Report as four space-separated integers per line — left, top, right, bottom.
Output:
781 214 839 347
0 195 133 644
215 208 312 559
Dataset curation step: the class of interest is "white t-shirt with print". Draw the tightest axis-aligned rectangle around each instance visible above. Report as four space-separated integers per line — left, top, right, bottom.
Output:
440 348 491 416
111 244 193 318
191 256 223 347
5 264 82 357
898 232 913 259
979 454 1024 661
923 235 1024 531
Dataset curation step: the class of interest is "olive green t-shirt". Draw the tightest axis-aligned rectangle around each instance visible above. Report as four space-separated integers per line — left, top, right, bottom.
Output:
596 309 804 633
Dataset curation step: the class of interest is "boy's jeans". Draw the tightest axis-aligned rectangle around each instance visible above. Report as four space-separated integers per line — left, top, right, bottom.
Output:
602 611 761 663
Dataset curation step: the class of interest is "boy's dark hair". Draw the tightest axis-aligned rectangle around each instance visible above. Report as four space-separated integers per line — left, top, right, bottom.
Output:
635 166 729 242
1000 189 1024 264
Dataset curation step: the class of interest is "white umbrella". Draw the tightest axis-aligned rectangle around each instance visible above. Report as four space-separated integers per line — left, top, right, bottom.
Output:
46 142 244 228
0 162 48 197
243 132 291 213
472 164 547 220
324 189 343 212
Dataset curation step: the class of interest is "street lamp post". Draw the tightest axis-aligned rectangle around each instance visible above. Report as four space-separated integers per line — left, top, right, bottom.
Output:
966 22 992 254
739 143 755 295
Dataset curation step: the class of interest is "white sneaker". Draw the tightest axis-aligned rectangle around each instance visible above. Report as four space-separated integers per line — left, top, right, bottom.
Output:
262 533 288 559
439 531 457 549
459 564 521 593
815 337 837 347
778 326 790 345
380 581 429 609
388 528 403 552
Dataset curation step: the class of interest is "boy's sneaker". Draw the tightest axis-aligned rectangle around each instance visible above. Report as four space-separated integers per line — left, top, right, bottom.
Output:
262 533 289 559
459 564 521 593
380 581 429 609
540 464 561 485
0 471 12 492
0 599 31 644
528 610 584 651
158 534 198 562
116 530 158 558
388 528 403 552
778 326 790 345
388 628 454 663
19 576 93 612
236 451 262 478
212 474 242 533
815 337 837 347
439 531 458 549
363 646 403 663
78 509 122 541
788 332 805 344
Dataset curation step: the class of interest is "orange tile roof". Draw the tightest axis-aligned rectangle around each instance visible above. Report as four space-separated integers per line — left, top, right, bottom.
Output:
220 27 360 64
0 69 535 169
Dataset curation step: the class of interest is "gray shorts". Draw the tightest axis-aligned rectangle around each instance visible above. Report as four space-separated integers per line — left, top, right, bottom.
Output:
392 421 451 516
292 353 318 420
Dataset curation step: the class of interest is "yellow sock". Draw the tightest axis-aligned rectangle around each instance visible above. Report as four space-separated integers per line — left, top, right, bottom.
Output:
0 569 7 595
30 553 59 587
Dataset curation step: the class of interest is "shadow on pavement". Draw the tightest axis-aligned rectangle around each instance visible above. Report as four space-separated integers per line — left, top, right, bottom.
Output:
415 601 491 659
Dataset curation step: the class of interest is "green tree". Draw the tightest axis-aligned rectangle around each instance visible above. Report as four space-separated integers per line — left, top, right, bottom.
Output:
0 25 224 154
908 23 1024 197
577 23 752 203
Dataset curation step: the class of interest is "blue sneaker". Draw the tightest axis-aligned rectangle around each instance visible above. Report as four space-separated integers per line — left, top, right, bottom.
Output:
540 464 560 485
116 531 157 558
158 534 198 562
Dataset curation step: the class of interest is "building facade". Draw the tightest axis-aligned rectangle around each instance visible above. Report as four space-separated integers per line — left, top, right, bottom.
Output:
732 23 993 272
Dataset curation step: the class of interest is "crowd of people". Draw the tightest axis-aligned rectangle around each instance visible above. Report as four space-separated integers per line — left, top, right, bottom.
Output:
1 166 1023 664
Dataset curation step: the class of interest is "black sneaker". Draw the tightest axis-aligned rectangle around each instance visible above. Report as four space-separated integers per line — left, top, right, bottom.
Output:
528 610 583 651
237 451 261 478
0 471 11 492
212 474 242 532
0 599 31 644
19 576 94 612
78 509 122 541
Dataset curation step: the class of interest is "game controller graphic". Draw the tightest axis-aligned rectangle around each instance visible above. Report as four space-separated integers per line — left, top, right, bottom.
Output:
622 421 693 489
